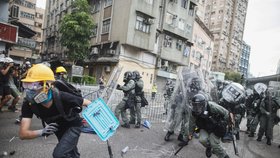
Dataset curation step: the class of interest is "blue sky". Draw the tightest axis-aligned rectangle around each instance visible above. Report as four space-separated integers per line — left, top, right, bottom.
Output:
36 0 280 77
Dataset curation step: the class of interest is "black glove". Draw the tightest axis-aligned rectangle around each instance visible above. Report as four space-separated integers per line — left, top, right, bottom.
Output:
40 123 59 137
116 84 121 90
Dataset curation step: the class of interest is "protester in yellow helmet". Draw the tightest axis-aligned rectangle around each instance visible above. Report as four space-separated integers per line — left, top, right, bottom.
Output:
19 63 92 157
55 66 68 81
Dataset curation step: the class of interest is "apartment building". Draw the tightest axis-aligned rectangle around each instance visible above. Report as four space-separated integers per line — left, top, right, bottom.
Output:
204 0 248 72
239 40 250 78
8 0 44 63
42 0 197 91
155 0 197 89
189 16 214 78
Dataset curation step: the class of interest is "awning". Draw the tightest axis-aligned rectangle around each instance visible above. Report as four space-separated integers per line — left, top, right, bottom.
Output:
10 21 36 38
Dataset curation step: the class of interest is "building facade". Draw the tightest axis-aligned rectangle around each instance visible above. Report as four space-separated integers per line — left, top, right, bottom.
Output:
239 40 250 78
43 0 197 91
8 0 44 64
204 0 248 72
189 16 214 77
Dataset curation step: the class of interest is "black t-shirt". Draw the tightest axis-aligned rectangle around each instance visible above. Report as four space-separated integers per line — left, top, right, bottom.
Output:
21 91 84 129
0 67 11 85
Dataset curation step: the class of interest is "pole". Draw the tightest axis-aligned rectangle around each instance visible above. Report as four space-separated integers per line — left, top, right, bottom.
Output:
107 140 113 158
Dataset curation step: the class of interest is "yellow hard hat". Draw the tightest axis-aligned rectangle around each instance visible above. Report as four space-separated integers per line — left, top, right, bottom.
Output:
22 64 55 82
55 66 67 73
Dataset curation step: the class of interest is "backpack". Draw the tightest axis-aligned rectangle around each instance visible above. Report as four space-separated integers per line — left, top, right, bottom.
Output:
53 79 82 97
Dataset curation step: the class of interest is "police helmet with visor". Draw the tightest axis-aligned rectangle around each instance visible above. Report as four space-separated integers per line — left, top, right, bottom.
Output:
123 71 133 82
191 94 207 115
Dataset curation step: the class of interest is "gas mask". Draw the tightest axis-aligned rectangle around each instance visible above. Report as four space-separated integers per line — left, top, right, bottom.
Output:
23 82 53 104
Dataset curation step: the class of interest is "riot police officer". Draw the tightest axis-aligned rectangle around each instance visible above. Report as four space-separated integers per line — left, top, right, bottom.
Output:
163 79 174 115
129 71 143 128
115 71 135 128
191 94 230 158
257 90 280 145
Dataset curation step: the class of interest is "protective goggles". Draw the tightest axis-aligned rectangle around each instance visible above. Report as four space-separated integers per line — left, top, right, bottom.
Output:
22 82 43 90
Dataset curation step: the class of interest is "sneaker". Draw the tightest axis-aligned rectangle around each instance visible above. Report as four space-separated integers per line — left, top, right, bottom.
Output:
206 147 212 157
135 122 140 128
121 123 130 128
15 118 21 124
164 131 174 141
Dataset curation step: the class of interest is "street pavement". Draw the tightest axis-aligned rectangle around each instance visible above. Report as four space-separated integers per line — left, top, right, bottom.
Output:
0 104 280 158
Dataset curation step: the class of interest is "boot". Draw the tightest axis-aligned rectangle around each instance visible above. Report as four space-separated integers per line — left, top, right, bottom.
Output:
163 109 167 115
135 122 140 128
164 131 174 141
248 132 255 137
224 155 230 158
129 120 135 124
266 138 271 145
257 136 262 142
121 123 130 128
178 139 188 147
177 134 184 142
205 147 212 157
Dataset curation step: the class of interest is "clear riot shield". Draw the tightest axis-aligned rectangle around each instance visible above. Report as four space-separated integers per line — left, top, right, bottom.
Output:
164 67 205 132
222 82 246 105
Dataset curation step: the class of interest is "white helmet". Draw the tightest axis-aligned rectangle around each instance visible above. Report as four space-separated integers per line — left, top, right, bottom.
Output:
4 57 13 63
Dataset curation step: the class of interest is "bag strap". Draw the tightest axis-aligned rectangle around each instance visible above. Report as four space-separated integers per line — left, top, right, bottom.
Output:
52 88 77 121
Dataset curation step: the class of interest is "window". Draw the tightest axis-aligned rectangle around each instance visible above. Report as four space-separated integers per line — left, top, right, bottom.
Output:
178 18 185 30
181 0 188 9
105 0 112 7
102 19 110 33
135 15 151 33
92 24 98 36
35 22 42 28
92 1 100 13
20 11 34 20
163 35 172 48
188 2 196 16
176 40 182 51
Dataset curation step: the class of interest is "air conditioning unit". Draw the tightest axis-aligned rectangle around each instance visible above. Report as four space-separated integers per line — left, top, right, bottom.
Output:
90 47 99 55
148 18 155 24
173 15 178 19
108 50 116 55
162 61 169 67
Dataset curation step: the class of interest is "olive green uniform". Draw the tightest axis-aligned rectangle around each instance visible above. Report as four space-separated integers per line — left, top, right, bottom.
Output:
194 102 229 158
130 78 144 124
114 79 135 124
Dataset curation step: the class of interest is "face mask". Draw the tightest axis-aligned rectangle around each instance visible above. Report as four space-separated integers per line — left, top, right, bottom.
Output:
26 89 39 102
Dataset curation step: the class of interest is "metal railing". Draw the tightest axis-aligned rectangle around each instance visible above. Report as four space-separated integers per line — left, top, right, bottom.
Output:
77 85 168 123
